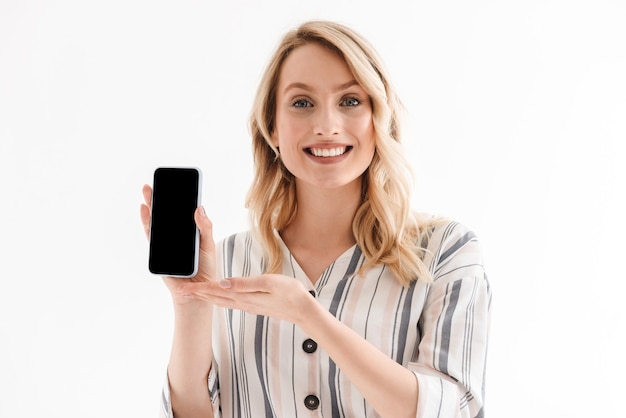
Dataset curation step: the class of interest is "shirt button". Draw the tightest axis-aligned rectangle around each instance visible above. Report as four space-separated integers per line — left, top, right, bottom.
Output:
302 338 317 353
304 394 320 410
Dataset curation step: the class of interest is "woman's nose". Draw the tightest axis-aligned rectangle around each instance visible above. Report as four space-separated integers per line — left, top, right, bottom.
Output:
313 106 341 136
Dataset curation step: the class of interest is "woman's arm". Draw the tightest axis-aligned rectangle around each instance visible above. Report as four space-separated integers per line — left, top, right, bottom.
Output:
166 300 214 418
180 274 418 418
296 293 419 418
141 185 216 418
410 224 491 418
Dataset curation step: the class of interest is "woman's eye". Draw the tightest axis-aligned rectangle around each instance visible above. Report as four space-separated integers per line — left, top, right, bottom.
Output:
292 99 312 108
341 97 361 107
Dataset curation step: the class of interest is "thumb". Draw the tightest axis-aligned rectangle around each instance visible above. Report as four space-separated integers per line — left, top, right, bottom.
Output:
194 206 215 252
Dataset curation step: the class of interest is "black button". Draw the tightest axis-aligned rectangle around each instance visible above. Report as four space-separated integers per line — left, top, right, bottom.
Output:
302 338 317 353
309 290 316 297
304 394 319 410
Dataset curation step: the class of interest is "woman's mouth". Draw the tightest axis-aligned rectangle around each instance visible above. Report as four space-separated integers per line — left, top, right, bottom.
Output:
305 146 352 157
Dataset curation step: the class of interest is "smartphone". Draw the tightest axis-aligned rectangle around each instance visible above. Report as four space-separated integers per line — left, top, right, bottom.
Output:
148 167 202 277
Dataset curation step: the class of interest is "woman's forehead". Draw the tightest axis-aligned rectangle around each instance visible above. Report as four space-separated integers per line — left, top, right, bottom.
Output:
277 43 357 92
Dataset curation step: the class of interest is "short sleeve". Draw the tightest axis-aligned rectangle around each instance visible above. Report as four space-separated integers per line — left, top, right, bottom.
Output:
410 222 492 418
208 359 221 413
158 359 222 417
159 373 173 418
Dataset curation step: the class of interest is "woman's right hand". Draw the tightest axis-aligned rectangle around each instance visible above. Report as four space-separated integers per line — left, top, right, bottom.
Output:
140 184 217 305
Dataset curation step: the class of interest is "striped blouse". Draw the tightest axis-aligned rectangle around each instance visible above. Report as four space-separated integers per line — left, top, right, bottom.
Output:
160 220 492 417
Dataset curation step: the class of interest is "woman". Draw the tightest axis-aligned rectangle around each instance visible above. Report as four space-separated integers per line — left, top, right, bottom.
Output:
141 20 491 418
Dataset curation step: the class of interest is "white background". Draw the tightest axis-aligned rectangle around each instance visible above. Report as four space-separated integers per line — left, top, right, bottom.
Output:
1 0 624 416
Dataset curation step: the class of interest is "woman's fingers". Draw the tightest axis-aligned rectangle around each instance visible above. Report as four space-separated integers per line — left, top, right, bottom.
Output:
181 276 270 295
140 204 151 239
194 206 215 254
217 276 273 293
142 184 152 208
140 184 153 239
179 280 227 297
178 275 308 322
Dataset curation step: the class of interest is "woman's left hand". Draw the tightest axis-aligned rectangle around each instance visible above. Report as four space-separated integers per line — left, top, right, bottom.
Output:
177 275 312 324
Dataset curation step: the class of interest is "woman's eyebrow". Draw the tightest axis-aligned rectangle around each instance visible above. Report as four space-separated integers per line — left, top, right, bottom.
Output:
334 80 359 92
283 82 311 93
283 80 359 93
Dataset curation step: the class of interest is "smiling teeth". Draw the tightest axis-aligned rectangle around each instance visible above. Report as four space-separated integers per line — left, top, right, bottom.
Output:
310 147 348 157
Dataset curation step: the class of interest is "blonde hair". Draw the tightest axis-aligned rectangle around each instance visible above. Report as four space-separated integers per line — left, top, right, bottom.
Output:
246 20 438 286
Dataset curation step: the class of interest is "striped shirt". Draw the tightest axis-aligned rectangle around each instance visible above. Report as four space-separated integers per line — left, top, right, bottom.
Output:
160 220 492 417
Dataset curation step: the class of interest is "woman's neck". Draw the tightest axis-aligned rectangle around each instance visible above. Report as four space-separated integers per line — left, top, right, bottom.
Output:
280 180 361 252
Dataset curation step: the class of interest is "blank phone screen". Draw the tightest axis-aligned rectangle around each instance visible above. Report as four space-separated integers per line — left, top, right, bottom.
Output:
148 167 200 276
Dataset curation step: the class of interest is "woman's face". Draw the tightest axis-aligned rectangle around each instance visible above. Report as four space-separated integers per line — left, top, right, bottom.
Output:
271 42 375 191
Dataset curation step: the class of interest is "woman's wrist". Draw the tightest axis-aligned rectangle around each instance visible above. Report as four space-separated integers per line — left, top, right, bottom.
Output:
293 291 327 333
171 297 214 318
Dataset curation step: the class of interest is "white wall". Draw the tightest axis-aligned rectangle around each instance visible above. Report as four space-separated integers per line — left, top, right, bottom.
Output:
1 0 624 416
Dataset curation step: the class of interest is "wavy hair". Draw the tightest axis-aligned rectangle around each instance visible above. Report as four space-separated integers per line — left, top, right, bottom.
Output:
245 20 438 286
